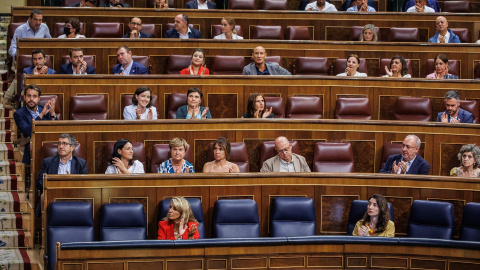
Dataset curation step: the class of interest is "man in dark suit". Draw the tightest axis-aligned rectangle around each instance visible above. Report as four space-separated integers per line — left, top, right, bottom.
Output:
70 0 97 7
164 14 202 39
436 90 473 124
13 84 57 165
123 17 153 38
99 0 130 7
59 48 96 75
185 0 216 9
112 45 149 75
379 135 430 175
36 133 88 192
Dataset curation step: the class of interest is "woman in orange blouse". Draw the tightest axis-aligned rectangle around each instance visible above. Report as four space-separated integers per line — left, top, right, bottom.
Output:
180 48 210 75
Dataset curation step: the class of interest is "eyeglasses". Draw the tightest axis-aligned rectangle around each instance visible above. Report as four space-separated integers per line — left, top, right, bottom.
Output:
276 146 291 154
401 144 415 150
57 141 73 147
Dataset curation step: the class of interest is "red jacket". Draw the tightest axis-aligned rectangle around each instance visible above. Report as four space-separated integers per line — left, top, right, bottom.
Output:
157 220 199 240
179 66 210 75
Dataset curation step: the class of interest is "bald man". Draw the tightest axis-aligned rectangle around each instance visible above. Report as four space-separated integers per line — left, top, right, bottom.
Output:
242 46 291 75
429 16 460 43
260 136 310 172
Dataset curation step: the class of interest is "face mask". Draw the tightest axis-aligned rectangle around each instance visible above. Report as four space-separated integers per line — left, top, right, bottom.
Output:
64 27 71 36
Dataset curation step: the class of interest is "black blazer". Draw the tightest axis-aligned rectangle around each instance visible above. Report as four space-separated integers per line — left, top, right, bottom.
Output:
164 27 202 38
185 0 216 9
122 32 153 38
59 63 96 74
36 155 88 191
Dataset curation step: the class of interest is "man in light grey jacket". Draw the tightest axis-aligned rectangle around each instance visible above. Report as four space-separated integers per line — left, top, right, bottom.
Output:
242 46 291 75
260 136 310 172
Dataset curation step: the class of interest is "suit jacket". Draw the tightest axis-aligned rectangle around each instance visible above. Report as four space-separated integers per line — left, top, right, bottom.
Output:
185 0 217 9
36 155 88 191
122 32 153 38
242 62 292 75
21 66 56 90
429 29 461 43
13 106 56 164
112 60 149 75
379 154 430 175
260 153 311 172
157 220 199 240
436 108 474 123
59 63 96 74
164 27 202 39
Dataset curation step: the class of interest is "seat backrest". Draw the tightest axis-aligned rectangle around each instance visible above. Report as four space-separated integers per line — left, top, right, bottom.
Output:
451 28 470 43
349 25 380 41
53 22 85 38
476 62 480 79
335 97 371 120
313 142 355 172
346 200 394 235
388 27 420 42
408 200 455 239
263 0 287 10
139 23 159 38
91 22 123 38
380 142 402 168
39 95 62 120
394 97 432 121
158 198 205 238
260 140 300 165
228 0 256 9
294 57 329 75
285 26 311 40
443 1 469 12
70 95 108 120
211 24 243 38
150 144 194 173
379 58 413 77
460 202 480 241
207 142 249 172
210 56 246 75
166 55 191 74
213 199 260 238
252 25 284 40
167 93 187 119
61 55 95 69
62 0 84 5
287 96 323 119
121 94 159 119
46 201 94 270
270 197 316 237
264 96 285 118
105 141 146 169
131 56 151 72
100 203 146 241
425 59 460 77
459 100 479 124
333 58 368 76
42 142 83 160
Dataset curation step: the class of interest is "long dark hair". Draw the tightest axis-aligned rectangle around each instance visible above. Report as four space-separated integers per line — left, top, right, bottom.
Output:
361 194 390 234
246 93 267 118
110 139 133 166
390 55 408 76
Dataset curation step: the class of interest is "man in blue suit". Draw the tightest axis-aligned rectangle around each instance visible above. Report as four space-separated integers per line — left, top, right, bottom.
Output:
429 16 460 43
436 90 474 123
13 84 57 165
164 14 202 39
122 17 153 39
379 135 430 175
185 0 216 9
59 48 96 75
21 49 56 90
112 45 149 75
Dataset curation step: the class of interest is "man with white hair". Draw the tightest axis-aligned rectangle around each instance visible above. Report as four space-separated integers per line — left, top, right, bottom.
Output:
379 135 430 175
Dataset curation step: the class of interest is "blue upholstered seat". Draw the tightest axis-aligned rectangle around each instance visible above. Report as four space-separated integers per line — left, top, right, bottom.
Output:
408 200 454 240
213 199 260 238
460 202 480 241
270 197 316 237
46 201 94 270
158 198 205 238
100 203 146 241
347 200 394 235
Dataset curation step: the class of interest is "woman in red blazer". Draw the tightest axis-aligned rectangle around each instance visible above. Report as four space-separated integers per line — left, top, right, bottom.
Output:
157 197 199 240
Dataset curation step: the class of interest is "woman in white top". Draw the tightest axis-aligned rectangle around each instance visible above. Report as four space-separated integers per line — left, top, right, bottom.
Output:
123 86 157 120
382 55 411 78
213 17 243 40
105 139 145 174
336 54 367 77
58 18 86 39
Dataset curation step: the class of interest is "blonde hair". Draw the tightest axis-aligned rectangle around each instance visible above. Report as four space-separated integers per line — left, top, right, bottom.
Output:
163 197 197 223
222 17 237 35
169 137 188 151
360 24 378 42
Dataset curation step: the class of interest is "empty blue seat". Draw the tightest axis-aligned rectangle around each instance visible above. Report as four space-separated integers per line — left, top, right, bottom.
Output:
408 200 454 240
270 197 316 237
460 202 480 241
46 201 94 270
213 199 260 238
158 198 205 238
347 200 394 235
100 203 146 241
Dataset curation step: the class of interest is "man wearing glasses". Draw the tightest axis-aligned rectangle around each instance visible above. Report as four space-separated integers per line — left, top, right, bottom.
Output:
379 134 430 175
123 17 153 39
260 136 310 172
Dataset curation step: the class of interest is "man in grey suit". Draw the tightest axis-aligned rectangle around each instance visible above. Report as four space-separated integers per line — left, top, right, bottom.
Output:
260 136 310 172
242 46 292 75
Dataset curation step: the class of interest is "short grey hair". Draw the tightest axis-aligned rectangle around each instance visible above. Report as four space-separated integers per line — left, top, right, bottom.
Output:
445 90 460 101
59 133 76 146
457 144 480 168
405 134 421 148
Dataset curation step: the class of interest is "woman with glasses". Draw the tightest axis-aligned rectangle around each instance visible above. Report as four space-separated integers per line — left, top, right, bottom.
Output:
180 48 209 75
203 137 240 173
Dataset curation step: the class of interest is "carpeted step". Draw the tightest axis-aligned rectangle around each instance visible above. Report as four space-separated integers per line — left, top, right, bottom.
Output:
0 176 24 191
0 230 33 248
0 143 15 160
0 192 28 213
0 248 39 270
0 160 20 175
0 213 31 231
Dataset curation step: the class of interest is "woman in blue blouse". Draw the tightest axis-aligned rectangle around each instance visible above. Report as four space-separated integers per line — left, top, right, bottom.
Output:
158 138 195 173
176 88 211 119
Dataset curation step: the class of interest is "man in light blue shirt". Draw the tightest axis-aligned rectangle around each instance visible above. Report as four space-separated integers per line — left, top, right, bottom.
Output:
347 0 376 12
9 9 51 58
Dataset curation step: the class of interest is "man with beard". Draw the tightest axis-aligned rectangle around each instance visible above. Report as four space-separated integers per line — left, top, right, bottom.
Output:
305 0 338 11
59 48 96 74
14 84 57 164
9 9 51 58
379 135 430 175
123 17 153 39
112 45 149 75
436 90 473 123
